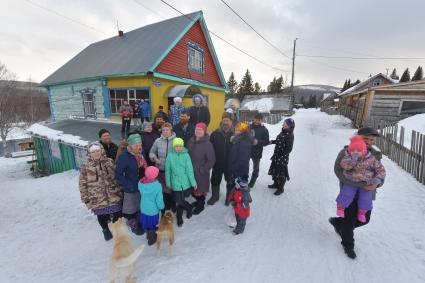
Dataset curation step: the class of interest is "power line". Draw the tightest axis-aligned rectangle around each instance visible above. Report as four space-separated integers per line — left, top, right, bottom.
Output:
159 0 290 73
297 54 425 60
301 56 370 75
219 0 292 60
23 0 112 37
132 0 165 20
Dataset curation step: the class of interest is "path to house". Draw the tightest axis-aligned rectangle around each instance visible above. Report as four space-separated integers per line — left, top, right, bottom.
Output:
1 109 425 283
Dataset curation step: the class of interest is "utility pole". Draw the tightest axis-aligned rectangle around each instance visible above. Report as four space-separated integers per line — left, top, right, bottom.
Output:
290 38 298 113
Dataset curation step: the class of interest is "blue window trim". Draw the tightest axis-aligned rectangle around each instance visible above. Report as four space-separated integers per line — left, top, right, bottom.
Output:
187 41 205 74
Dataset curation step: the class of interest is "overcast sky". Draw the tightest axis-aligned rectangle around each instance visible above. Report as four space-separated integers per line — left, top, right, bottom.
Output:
1 0 425 89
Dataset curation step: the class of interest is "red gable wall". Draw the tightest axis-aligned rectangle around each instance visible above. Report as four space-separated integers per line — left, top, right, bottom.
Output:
155 21 223 87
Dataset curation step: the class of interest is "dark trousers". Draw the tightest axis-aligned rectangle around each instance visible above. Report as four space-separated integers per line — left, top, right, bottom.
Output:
211 164 229 186
334 199 372 249
250 158 261 184
97 211 122 230
234 215 247 234
121 118 132 139
163 192 176 212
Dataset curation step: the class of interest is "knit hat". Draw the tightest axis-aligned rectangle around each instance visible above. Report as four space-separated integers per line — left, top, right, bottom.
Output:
284 118 295 128
173 137 184 147
127 134 142 145
173 97 182 103
235 121 250 133
88 142 102 153
226 108 234 114
222 112 234 121
195 122 207 133
98 129 110 138
235 177 248 189
145 166 159 180
142 122 153 130
193 94 203 103
348 135 367 156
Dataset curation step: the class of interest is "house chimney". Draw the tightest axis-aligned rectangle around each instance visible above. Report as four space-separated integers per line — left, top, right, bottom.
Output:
118 30 124 37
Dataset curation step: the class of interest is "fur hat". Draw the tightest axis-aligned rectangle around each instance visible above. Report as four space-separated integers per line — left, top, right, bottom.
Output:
348 135 367 156
88 142 102 153
145 166 159 180
222 112 234 121
173 97 182 103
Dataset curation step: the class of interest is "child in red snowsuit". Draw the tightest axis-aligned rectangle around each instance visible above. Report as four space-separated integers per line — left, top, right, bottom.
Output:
227 177 252 235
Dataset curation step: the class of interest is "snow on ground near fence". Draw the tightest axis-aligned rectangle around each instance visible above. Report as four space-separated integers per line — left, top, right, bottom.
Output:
0 126 30 141
27 123 89 147
243 97 274 112
1 109 425 282
396 113 425 148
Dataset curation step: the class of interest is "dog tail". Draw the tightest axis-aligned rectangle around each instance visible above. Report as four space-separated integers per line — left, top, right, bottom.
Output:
115 244 145 268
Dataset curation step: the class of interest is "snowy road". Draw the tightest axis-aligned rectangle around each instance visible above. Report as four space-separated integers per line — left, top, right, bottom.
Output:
1 109 425 282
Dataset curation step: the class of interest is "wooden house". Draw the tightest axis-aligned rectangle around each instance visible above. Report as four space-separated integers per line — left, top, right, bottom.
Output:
319 92 340 115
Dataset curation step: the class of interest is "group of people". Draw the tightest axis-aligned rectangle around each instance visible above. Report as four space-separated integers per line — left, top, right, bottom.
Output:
79 94 296 247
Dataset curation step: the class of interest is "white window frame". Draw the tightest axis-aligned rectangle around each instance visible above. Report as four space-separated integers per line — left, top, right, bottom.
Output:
187 41 204 73
109 89 149 114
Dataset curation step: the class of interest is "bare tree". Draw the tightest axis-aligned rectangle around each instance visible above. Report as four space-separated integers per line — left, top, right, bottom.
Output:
0 62 19 156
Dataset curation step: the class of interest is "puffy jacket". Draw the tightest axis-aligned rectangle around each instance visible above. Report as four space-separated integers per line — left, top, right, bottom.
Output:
165 148 197 191
174 122 195 146
99 140 118 161
210 126 233 169
189 94 210 126
228 188 252 218
119 104 133 118
169 105 187 126
139 101 151 118
79 156 122 210
115 149 147 193
228 132 252 180
149 133 176 171
250 123 270 159
138 178 164 216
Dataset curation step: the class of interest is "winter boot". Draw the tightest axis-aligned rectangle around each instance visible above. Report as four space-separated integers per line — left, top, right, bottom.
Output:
328 217 342 237
343 246 357 259
102 228 113 241
193 196 205 215
147 229 157 246
274 182 284 195
233 216 246 235
184 202 193 219
268 183 278 189
357 209 367 223
336 205 345 218
176 206 184 227
127 218 145 236
207 185 220 205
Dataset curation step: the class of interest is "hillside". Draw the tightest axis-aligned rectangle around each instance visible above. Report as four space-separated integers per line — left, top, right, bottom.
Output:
282 84 340 104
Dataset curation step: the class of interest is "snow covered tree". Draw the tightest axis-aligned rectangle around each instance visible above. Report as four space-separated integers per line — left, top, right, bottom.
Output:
0 62 19 157
400 68 411 83
412 66 423 81
226 72 238 99
390 68 399 80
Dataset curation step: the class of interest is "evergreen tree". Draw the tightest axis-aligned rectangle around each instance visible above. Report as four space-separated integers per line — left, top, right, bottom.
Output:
237 69 254 100
307 95 317 108
412 66 423 81
390 68 399 80
299 96 306 107
226 72 238 98
352 79 361 87
347 79 351 89
254 82 261 94
275 75 283 92
267 77 277 93
341 80 348 92
400 68 411 82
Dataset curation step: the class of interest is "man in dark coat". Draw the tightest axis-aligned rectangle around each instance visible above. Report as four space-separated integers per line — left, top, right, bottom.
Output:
329 127 384 259
189 94 211 126
174 110 195 145
98 129 118 161
226 121 252 206
248 113 270 188
268 118 294 196
208 112 234 205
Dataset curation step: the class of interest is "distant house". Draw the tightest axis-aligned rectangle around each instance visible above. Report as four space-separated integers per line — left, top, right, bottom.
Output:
339 78 425 128
319 92 339 115
239 94 292 123
0 127 32 157
338 73 397 126
40 11 227 130
32 11 227 175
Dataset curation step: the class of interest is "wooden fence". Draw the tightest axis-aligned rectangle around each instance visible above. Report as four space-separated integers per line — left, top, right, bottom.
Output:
371 120 425 185
239 111 288 124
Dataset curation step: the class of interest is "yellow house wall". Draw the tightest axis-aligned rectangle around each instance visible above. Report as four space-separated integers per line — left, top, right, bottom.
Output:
106 76 225 130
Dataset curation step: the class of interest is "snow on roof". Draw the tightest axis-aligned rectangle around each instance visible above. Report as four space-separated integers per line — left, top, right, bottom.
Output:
0 127 31 142
341 73 398 96
396 114 425 148
27 123 89 147
243 97 274 112
240 95 291 113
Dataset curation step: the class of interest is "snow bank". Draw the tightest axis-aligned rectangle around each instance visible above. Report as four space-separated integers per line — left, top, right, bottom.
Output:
0 127 30 142
396 114 425 147
298 85 327 91
27 123 89 147
243 97 274 112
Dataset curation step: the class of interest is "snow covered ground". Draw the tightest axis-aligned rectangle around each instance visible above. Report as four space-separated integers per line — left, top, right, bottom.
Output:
1 109 425 283
243 97 274 112
396 113 425 148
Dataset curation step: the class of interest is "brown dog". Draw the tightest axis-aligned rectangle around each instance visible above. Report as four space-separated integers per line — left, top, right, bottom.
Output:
156 211 175 257
108 218 145 283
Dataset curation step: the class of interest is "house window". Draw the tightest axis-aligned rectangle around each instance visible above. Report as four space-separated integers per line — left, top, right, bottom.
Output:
373 79 382 86
109 89 149 114
187 41 204 73
400 100 425 115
